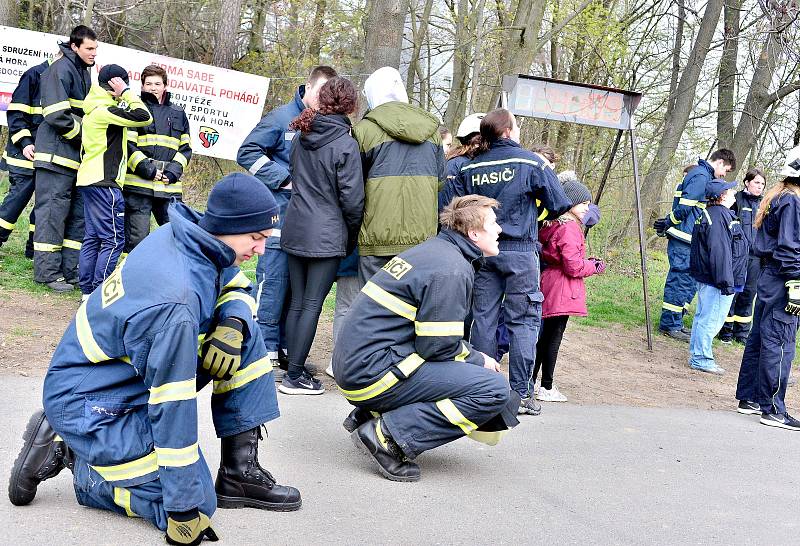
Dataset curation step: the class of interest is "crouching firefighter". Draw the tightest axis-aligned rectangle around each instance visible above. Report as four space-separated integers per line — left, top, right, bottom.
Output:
8 173 301 544
332 195 520 482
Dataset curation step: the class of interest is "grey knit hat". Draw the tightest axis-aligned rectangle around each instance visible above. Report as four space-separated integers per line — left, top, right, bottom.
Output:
562 178 592 207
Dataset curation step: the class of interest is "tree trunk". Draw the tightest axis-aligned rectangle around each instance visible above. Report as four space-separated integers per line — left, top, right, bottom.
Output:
0 0 19 27
308 0 328 64
666 0 684 114
728 12 795 178
637 0 723 217
443 0 473 129
213 0 245 68
84 0 95 26
406 0 434 103
361 0 407 73
716 0 741 148
499 0 547 77
467 0 487 115
247 0 268 54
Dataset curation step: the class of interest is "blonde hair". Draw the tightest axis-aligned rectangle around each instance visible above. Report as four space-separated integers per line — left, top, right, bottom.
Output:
440 195 500 235
754 177 800 229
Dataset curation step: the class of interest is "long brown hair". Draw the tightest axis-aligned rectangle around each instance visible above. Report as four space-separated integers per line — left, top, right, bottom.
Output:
754 177 800 229
476 108 514 155
447 133 481 161
289 77 358 133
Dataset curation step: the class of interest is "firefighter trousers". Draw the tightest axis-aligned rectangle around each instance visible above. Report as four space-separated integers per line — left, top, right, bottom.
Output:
659 239 696 331
0 169 35 250
352 361 517 459
720 256 760 340
33 167 84 283
123 191 173 252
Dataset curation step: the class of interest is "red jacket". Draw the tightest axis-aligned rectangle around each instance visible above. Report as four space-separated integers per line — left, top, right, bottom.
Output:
539 219 597 318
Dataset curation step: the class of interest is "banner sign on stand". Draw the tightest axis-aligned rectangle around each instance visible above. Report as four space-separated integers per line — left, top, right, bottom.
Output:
0 25 270 161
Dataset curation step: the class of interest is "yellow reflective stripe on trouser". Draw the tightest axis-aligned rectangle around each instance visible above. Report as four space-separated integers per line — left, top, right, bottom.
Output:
362 281 417 321
213 356 272 394
42 100 70 116
62 239 82 250
732 315 753 323
435 399 477 435
414 321 464 337
454 342 469 362
0 217 14 230
339 354 424 402
468 430 508 446
91 451 158 481
155 443 199 468
149 378 197 405
215 291 257 315
113 487 139 517
724 316 735 323
34 242 62 252
662 302 684 313
76 302 111 363
224 271 251 290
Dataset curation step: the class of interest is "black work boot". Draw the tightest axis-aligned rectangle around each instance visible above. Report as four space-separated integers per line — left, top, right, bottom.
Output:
342 407 373 433
8 410 73 506
215 426 302 511
351 418 420 482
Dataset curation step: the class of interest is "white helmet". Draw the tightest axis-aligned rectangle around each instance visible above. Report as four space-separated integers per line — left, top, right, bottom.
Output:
780 145 800 177
456 113 486 139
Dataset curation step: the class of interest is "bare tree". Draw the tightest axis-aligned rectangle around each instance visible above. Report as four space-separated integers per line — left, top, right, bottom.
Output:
0 0 19 27
717 0 742 147
213 0 245 68
361 0 407 73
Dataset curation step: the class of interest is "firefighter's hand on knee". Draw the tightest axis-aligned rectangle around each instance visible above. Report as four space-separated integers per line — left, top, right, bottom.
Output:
481 352 501 372
785 280 800 316
200 318 244 380
165 510 219 545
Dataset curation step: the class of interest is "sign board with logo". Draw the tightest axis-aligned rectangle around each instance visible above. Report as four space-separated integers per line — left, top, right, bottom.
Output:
0 25 270 161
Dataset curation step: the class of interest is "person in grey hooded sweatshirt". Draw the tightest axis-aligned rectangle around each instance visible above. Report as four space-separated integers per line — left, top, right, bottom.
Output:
353 66 446 285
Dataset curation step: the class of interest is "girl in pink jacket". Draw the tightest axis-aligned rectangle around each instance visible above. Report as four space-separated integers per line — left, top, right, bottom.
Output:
534 179 606 402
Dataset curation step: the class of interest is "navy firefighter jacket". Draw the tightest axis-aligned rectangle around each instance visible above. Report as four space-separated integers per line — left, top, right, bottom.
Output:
42 203 266 513
453 139 571 250
1 60 49 175
753 192 800 281
689 204 749 294
332 229 487 398
666 159 714 244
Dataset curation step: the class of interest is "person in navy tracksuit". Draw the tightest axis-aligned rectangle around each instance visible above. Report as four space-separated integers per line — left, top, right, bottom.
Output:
8 175 301 544
687 179 748 374
450 109 571 416
237 65 337 370
735 147 800 430
718 168 765 343
654 150 737 341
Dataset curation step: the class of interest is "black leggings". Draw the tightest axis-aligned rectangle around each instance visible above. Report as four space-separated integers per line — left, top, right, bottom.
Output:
533 315 570 390
286 254 340 379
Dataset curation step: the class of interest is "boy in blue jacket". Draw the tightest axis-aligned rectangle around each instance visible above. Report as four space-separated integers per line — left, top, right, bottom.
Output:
688 179 749 374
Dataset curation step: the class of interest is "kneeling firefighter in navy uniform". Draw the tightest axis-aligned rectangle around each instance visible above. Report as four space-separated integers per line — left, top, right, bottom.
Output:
8 173 301 544
735 148 800 430
333 195 520 482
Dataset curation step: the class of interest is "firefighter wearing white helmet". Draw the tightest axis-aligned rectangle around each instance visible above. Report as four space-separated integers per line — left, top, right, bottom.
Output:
735 145 800 430
439 113 486 211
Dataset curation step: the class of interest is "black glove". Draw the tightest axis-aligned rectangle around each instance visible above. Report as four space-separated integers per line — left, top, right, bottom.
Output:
164 171 178 185
165 509 218 545
200 318 244 380
786 280 800 316
653 217 669 237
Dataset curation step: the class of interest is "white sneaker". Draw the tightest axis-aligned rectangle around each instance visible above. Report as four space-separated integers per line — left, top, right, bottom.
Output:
537 385 567 402
533 382 540 395
325 362 335 379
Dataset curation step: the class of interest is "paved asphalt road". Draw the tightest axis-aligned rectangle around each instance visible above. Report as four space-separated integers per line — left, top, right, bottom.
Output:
1 374 798 545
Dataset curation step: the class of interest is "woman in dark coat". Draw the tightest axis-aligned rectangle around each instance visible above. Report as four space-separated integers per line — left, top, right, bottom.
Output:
279 77 364 395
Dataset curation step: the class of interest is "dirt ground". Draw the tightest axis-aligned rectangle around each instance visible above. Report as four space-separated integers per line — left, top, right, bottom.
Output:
1 286 797 411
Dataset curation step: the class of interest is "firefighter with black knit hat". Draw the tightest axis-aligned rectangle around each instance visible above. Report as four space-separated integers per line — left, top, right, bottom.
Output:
9 173 301 544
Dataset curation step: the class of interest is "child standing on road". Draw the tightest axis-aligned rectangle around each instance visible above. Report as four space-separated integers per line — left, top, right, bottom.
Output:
534 178 605 402
687 179 748 374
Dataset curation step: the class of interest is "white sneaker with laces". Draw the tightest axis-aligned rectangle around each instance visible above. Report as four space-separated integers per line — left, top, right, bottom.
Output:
537 385 567 402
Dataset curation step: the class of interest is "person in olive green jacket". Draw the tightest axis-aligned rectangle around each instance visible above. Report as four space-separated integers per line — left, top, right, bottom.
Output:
353 66 446 284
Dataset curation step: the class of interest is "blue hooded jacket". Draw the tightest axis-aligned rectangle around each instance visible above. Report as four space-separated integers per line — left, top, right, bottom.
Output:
237 86 306 249
666 159 714 244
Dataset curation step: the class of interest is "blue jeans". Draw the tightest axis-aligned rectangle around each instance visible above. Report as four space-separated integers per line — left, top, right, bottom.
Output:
255 248 289 358
79 186 125 295
689 282 734 370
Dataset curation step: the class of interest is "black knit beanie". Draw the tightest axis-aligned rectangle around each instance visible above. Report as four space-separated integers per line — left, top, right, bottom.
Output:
98 64 130 91
562 179 592 207
199 173 280 235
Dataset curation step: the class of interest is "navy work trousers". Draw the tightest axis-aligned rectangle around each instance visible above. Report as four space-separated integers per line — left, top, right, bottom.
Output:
79 186 125 295
659 239 696 331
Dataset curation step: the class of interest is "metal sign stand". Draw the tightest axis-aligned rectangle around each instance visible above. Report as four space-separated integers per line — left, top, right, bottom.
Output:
500 75 653 350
